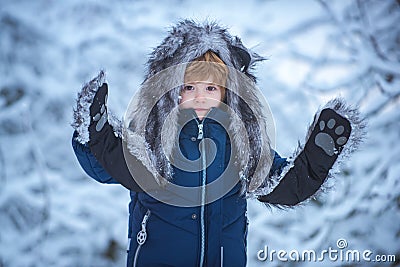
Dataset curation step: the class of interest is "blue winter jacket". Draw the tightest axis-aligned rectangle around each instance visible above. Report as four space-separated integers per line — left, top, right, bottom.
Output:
72 108 287 267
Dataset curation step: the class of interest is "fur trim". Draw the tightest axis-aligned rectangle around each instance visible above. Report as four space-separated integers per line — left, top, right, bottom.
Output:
108 112 123 138
123 129 167 186
247 157 295 199
248 97 366 206
72 70 122 143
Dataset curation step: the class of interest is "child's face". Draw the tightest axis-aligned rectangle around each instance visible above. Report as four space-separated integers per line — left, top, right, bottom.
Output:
179 78 223 120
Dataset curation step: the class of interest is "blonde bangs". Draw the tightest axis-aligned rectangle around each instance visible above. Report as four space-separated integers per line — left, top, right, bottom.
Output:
184 51 228 88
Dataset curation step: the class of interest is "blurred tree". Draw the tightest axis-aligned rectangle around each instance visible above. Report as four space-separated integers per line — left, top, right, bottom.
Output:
249 0 400 266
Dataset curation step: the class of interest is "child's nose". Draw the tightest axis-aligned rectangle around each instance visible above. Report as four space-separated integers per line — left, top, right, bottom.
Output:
194 88 206 99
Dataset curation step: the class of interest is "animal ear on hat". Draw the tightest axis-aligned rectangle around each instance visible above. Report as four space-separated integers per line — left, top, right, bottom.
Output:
231 46 251 72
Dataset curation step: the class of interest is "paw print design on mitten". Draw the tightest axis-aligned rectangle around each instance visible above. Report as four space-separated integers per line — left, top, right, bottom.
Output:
314 110 350 156
93 93 108 132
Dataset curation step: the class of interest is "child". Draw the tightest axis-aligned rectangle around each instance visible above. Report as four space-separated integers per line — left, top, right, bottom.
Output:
72 20 364 267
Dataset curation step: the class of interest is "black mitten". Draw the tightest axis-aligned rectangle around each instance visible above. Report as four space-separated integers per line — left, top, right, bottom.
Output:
89 83 110 142
257 108 352 206
305 108 351 181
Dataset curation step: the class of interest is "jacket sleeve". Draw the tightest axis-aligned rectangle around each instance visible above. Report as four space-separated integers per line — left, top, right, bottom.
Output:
268 151 288 177
72 131 118 184
260 150 326 206
88 121 146 192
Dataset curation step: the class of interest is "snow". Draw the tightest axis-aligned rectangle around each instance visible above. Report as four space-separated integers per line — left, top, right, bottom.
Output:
1 0 399 266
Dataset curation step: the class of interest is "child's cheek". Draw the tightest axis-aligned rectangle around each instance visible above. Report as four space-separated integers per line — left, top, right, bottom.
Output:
179 98 194 109
210 98 222 107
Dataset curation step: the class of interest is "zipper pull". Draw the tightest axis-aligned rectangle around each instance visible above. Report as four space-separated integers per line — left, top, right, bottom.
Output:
197 123 204 139
137 210 151 245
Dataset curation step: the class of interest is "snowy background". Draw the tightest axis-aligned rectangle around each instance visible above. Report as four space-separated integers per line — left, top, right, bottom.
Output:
0 0 399 266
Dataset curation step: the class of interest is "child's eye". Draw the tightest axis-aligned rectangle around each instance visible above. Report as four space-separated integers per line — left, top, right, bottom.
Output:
183 85 194 91
206 86 217 91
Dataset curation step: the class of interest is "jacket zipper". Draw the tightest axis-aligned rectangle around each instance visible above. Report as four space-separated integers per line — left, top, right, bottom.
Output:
133 209 151 267
197 123 204 139
197 120 206 267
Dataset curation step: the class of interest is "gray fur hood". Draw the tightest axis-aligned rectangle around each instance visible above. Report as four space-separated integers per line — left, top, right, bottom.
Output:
123 19 274 193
